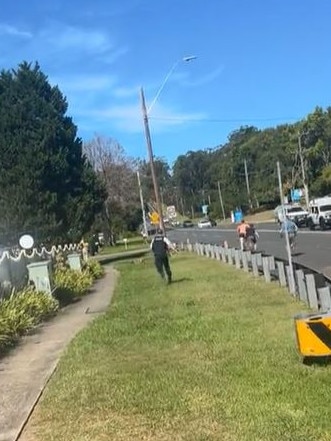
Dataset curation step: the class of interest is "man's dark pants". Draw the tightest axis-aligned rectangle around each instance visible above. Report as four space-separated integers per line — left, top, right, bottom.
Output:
154 253 172 282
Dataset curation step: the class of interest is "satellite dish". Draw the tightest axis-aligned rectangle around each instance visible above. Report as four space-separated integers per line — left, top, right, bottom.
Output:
19 234 34 250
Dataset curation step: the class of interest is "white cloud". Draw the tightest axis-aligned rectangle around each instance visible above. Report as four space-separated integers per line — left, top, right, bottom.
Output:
113 85 140 98
83 102 207 133
42 25 112 53
50 74 117 92
180 65 225 87
0 23 32 39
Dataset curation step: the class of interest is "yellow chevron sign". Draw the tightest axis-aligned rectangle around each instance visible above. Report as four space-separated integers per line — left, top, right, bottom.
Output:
295 311 331 357
149 212 160 225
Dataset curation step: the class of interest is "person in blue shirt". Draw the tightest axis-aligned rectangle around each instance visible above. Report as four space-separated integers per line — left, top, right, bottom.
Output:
279 217 298 249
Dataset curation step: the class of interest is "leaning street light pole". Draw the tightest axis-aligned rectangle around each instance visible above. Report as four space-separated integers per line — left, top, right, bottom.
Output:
140 55 197 234
147 56 197 115
140 86 166 233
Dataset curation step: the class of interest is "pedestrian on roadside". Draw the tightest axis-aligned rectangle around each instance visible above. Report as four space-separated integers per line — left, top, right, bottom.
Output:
150 228 177 284
236 219 250 250
246 223 259 251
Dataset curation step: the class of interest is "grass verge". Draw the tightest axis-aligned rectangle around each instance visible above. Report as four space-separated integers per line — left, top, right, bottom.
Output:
100 236 149 255
24 254 331 441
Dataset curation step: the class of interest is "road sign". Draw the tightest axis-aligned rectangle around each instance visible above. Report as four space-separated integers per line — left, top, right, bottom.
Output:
167 205 177 219
149 212 160 225
202 204 209 215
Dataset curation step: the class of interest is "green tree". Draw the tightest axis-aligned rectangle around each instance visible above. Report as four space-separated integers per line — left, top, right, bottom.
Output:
0 61 105 244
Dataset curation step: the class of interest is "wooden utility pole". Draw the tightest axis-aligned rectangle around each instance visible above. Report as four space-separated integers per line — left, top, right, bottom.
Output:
140 87 166 234
217 180 226 221
137 171 148 236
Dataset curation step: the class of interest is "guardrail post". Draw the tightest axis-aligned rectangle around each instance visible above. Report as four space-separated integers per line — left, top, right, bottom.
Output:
276 261 287 287
286 265 297 295
268 256 275 272
225 248 231 264
242 252 249 272
215 246 221 261
221 247 227 263
211 245 216 259
256 253 263 268
229 248 235 265
295 269 308 304
305 274 319 310
234 249 241 269
251 254 259 277
318 286 331 311
317 286 331 311
262 256 271 283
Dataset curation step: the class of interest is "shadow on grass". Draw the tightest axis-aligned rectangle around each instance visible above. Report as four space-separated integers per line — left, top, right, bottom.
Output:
171 277 193 284
303 355 331 366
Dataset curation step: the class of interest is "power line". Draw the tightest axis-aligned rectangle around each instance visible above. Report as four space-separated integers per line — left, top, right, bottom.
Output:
149 116 301 123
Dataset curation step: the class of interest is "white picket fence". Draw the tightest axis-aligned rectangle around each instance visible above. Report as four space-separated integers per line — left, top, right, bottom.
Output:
183 242 331 313
0 244 78 297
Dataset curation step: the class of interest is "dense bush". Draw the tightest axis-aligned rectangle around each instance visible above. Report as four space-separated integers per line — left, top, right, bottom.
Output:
0 288 59 354
53 267 93 305
83 258 105 279
0 254 105 355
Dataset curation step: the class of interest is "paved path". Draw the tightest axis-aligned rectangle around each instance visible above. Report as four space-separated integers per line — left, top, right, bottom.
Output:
0 266 117 441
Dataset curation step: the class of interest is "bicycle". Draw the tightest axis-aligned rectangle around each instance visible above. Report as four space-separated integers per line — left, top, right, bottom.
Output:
280 232 297 253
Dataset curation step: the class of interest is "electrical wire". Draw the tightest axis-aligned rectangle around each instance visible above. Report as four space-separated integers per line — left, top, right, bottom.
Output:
149 116 301 123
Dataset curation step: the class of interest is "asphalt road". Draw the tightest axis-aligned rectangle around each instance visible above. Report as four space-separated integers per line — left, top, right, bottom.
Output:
167 223 331 278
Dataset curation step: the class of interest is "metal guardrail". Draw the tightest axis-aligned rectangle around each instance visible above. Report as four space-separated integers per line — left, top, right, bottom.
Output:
183 242 331 313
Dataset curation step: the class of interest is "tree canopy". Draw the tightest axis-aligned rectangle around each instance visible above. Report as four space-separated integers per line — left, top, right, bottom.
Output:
0 62 105 244
171 107 331 218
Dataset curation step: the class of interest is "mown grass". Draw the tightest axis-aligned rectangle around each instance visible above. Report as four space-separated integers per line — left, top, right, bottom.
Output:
25 254 331 441
100 236 149 255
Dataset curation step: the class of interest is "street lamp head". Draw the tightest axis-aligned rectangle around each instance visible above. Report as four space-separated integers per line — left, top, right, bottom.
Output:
182 55 197 62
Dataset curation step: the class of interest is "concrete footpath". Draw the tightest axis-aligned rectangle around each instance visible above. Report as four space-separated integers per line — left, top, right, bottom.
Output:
0 266 117 441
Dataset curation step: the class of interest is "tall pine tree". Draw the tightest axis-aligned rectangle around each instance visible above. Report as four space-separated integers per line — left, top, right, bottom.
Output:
0 62 105 244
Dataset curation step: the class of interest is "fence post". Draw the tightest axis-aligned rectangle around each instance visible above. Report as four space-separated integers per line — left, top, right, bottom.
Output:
318 286 331 311
251 254 259 277
286 265 297 295
295 269 308 305
268 256 276 271
262 256 271 283
235 250 241 269
242 252 249 272
305 274 319 310
276 261 287 287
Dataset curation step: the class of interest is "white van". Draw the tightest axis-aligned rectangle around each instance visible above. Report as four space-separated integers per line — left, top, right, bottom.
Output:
307 197 331 230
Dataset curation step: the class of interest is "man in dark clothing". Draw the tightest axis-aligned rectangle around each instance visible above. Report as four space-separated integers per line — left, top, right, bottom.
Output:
150 229 176 283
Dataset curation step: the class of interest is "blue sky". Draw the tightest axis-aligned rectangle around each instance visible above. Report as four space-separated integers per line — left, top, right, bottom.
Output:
1 0 331 165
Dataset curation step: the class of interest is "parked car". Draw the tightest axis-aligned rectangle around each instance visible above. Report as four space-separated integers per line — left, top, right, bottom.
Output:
182 220 194 228
274 204 308 227
197 219 212 228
